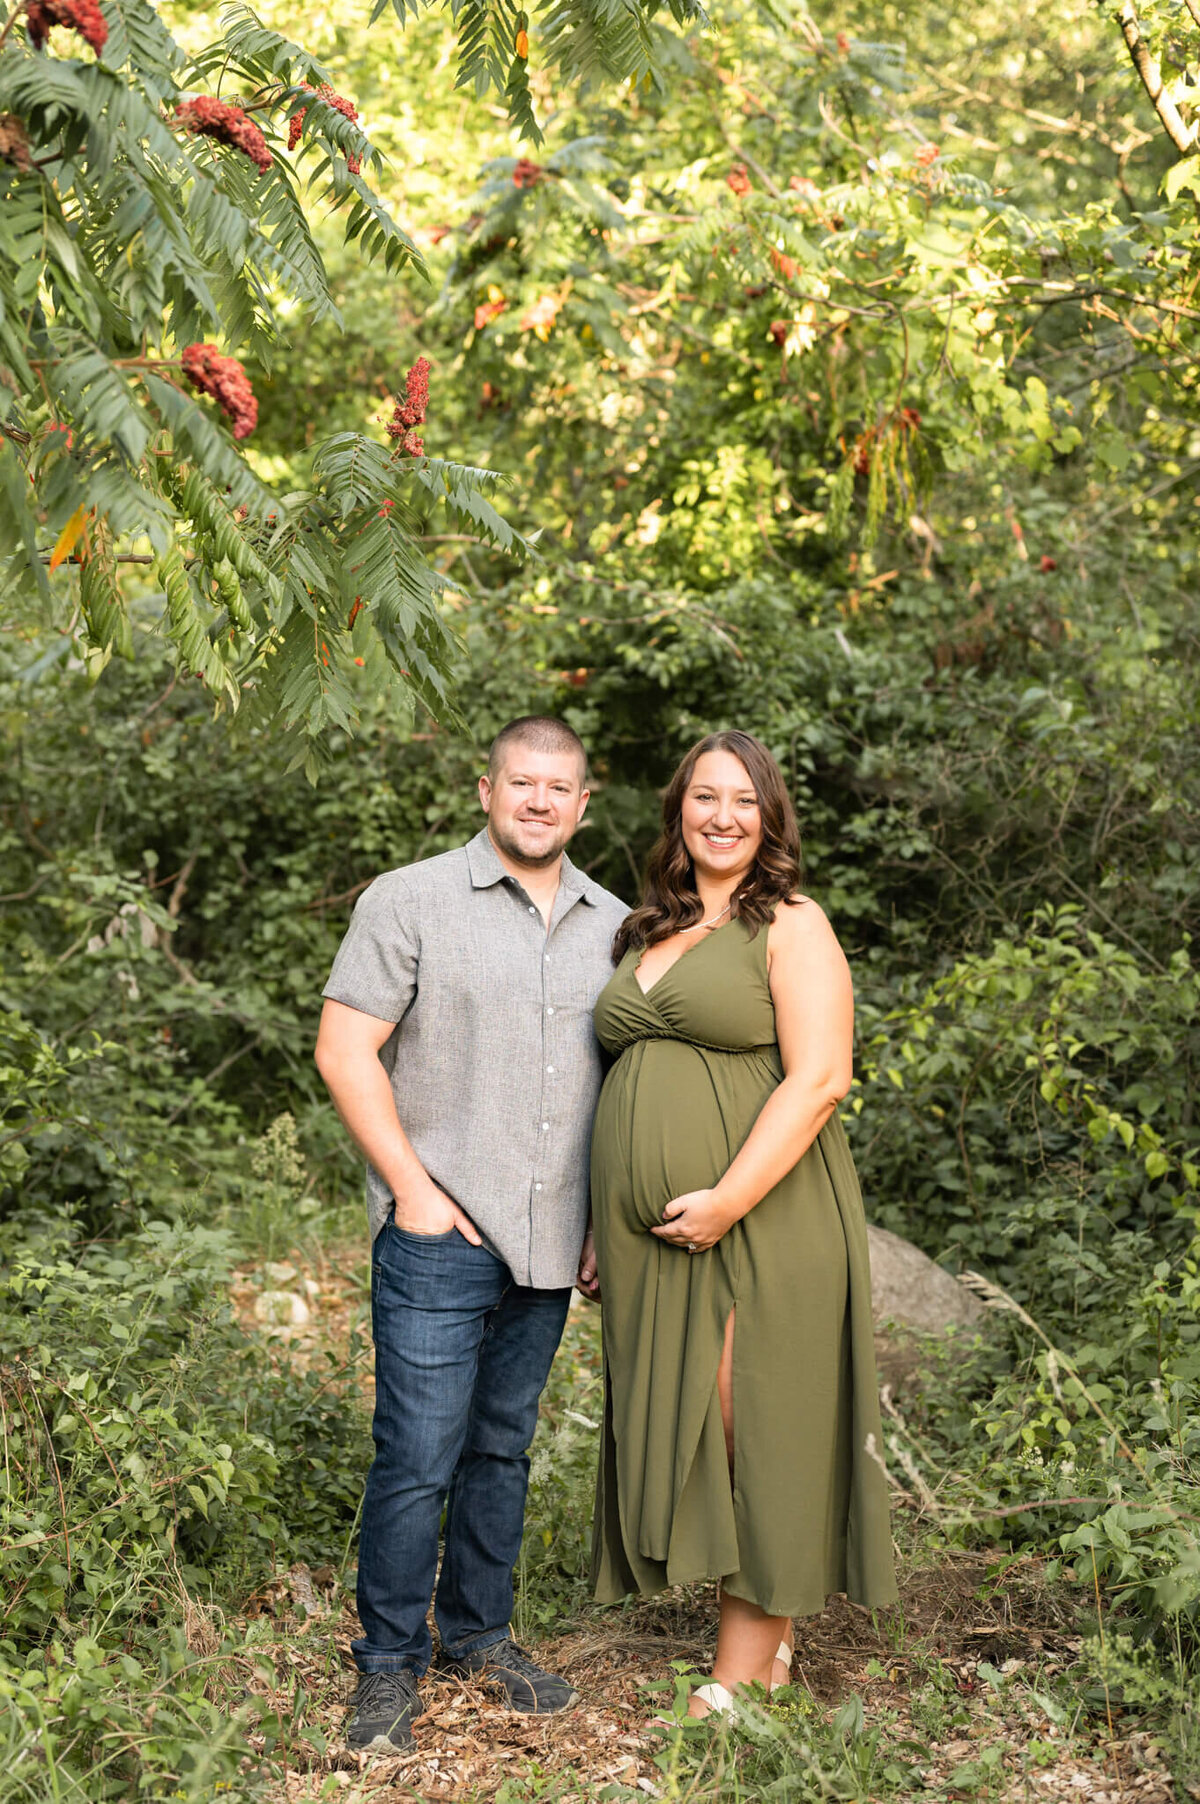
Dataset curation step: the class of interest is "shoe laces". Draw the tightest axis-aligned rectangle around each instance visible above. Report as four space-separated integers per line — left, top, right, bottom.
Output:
356 1669 417 1709
485 1640 546 1682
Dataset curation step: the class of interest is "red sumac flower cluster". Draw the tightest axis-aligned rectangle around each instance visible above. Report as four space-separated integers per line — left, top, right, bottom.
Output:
175 97 272 173
287 81 362 174
386 357 431 457
26 0 108 54
181 343 258 440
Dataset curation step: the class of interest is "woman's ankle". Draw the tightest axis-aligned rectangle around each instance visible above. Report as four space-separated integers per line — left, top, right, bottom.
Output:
709 1658 775 1694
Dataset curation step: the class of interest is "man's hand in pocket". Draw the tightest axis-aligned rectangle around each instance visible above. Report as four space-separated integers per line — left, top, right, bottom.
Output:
394 1175 482 1243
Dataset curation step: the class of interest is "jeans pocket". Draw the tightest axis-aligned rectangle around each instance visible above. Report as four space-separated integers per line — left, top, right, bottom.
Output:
374 1221 455 1301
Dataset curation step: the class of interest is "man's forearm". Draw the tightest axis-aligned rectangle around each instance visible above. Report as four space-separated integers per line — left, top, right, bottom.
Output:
318 1050 428 1201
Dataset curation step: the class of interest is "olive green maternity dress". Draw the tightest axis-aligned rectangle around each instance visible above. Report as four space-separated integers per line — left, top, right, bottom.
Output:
589 916 897 1617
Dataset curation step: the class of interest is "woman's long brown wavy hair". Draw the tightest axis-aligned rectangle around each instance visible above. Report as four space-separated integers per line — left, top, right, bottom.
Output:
613 730 803 960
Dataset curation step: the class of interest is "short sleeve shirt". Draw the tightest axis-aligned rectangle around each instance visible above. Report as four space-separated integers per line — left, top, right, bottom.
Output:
321 827 629 1288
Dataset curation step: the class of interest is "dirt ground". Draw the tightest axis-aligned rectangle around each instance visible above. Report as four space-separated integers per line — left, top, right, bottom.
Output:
228 1248 1181 1804
225 1551 1174 1803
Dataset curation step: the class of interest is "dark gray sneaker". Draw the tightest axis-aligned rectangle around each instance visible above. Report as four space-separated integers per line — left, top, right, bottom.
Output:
440 1638 578 1714
345 1669 422 1751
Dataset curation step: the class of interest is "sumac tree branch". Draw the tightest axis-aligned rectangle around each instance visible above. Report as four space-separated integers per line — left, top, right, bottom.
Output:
1116 0 1198 155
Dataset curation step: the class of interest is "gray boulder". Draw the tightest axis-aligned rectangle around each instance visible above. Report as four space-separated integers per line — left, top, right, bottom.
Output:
867 1223 987 1392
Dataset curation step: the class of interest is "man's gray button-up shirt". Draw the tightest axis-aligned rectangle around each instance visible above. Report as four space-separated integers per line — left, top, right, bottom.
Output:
321 828 629 1288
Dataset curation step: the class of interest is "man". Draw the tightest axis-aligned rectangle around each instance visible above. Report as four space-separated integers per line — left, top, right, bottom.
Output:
315 716 626 1753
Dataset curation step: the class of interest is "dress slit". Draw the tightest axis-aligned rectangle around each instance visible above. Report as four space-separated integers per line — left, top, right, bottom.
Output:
718 1304 737 1478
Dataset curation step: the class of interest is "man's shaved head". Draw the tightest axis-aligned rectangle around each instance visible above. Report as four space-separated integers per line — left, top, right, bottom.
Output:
487 716 588 782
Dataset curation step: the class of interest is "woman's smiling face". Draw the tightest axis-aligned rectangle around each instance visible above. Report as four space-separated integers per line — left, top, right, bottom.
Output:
680 748 763 886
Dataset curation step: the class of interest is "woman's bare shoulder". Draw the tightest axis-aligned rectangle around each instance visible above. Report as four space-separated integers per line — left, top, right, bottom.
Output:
767 894 845 963
772 893 833 932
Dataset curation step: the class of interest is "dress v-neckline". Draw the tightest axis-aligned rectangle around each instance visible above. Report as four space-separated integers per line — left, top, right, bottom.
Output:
632 916 738 1000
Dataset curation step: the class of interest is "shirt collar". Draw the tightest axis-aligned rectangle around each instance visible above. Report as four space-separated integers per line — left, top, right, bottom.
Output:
465 827 599 906
465 827 509 889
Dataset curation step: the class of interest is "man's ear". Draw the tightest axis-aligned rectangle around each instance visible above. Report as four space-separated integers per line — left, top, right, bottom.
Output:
479 773 493 813
576 787 591 823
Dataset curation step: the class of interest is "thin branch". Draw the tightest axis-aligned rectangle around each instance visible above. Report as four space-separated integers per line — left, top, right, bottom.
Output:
1116 0 1198 155
164 1038 260 1125
303 876 375 914
138 673 178 723
158 938 200 987
37 553 156 565
922 62 1154 158
166 851 199 921
0 871 53 904
0 0 29 53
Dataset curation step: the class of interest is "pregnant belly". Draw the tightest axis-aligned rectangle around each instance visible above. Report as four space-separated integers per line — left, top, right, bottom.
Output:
593 1040 755 1234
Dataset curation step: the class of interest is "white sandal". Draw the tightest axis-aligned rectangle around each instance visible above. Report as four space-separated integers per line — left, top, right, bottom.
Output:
694 1643 792 1712
695 1654 791 1716
691 1681 736 1717
655 1647 792 1728
648 1679 735 1728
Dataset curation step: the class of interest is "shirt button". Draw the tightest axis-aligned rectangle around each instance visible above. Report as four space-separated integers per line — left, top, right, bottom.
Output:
542 1121 550 1131
535 1183 543 1192
546 1006 555 1015
546 1065 554 1073
528 905 536 915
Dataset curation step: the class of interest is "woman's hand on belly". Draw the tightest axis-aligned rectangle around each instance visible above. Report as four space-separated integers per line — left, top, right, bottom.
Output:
650 1188 738 1253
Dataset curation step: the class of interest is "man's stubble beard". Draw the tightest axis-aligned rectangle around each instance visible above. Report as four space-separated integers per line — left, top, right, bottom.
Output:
489 819 575 871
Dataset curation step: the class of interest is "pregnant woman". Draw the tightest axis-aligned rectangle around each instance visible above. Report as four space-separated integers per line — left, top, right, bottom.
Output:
588 730 896 1717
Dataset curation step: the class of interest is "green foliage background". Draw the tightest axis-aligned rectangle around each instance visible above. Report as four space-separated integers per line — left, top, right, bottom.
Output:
3 0 1200 1795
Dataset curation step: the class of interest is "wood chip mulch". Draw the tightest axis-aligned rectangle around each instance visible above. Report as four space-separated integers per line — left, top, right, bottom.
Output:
219 1553 1176 1803
223 1243 1181 1803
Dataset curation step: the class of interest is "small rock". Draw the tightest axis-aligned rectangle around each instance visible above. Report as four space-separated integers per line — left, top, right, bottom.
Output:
263 1260 298 1285
303 1277 321 1300
254 1290 310 1328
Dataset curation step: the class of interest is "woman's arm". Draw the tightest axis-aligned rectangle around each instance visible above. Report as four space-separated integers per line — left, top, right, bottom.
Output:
650 900 854 1252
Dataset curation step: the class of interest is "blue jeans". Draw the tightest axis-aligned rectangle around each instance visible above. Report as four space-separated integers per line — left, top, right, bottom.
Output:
353 1220 571 1675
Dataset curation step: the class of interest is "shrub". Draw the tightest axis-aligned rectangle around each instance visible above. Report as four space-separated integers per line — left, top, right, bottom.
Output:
0 1208 369 1795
